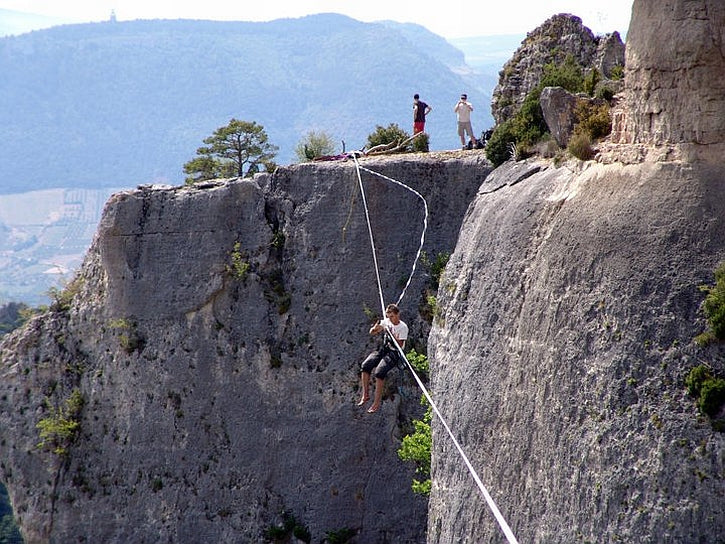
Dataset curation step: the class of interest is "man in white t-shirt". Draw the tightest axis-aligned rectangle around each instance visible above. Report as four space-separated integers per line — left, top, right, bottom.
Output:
454 93 478 149
358 303 408 413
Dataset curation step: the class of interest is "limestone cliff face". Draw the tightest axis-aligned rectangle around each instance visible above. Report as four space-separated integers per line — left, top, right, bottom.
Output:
428 158 725 543
3 3 725 543
0 154 487 543
428 1 725 542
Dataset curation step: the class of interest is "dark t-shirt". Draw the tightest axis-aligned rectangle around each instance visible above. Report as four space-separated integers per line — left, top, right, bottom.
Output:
414 101 428 122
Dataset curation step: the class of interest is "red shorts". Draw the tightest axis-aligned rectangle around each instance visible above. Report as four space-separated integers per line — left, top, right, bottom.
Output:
413 121 425 134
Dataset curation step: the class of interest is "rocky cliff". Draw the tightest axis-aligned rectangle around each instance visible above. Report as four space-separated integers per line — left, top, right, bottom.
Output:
492 14 625 125
610 0 725 160
428 158 725 543
0 155 486 542
429 1 725 542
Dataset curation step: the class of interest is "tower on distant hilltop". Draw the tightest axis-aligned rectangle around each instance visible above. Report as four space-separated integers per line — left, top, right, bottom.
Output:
110 10 117 23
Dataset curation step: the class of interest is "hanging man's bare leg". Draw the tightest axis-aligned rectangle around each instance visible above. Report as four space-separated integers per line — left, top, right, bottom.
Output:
357 371 371 406
367 378 384 413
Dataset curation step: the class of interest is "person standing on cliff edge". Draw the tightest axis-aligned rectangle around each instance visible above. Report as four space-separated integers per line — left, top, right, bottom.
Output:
358 304 408 414
454 93 478 149
413 94 432 134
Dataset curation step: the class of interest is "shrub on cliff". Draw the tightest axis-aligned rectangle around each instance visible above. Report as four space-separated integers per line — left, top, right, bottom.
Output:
398 401 432 495
294 130 337 162
703 262 725 340
686 365 725 427
366 123 411 152
567 132 594 160
574 100 612 140
36 389 85 457
487 55 594 167
696 261 725 345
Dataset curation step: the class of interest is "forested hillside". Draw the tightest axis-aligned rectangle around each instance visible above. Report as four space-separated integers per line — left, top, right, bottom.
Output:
0 15 487 193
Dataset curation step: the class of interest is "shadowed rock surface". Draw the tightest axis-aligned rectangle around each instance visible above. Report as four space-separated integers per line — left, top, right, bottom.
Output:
0 154 486 543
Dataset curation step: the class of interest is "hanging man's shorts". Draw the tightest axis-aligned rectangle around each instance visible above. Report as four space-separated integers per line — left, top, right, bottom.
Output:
360 348 398 380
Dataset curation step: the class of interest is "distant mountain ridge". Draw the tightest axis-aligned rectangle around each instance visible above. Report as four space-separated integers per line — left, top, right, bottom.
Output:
0 15 490 193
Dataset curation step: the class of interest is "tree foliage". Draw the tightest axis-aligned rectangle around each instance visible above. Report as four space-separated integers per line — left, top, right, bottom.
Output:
398 400 432 495
183 118 278 184
294 130 337 162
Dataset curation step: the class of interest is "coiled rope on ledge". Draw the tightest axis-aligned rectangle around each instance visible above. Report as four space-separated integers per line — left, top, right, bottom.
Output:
350 153 519 544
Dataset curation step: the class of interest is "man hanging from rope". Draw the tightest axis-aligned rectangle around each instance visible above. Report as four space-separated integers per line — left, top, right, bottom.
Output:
357 303 408 413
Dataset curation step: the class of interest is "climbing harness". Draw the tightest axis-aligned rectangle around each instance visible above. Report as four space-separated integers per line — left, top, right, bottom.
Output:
351 154 519 544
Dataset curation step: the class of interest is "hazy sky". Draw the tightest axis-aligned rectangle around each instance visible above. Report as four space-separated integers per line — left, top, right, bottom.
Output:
2 0 633 38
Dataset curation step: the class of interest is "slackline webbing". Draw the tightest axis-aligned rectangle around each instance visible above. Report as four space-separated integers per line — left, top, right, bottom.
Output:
351 154 519 544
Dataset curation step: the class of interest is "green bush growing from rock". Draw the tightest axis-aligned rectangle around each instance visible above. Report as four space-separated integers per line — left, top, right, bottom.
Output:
294 130 336 162
574 100 612 140
36 389 84 456
686 364 713 397
486 56 586 166
398 401 432 496
228 241 250 280
685 365 725 428
700 378 725 417
398 388 432 496
701 262 725 341
539 55 584 92
406 349 430 383
610 64 625 80
567 132 594 160
412 131 430 152
47 276 84 313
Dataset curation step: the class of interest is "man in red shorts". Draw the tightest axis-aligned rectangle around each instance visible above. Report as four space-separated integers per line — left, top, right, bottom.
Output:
413 94 432 134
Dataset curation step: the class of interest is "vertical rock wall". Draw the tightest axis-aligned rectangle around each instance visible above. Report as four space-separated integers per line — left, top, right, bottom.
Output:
428 158 725 543
427 1 725 541
0 154 487 543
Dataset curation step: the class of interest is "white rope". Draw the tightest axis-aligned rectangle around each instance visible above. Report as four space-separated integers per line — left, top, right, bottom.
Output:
351 154 519 544
355 163 428 308
351 153 386 314
387 330 519 544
